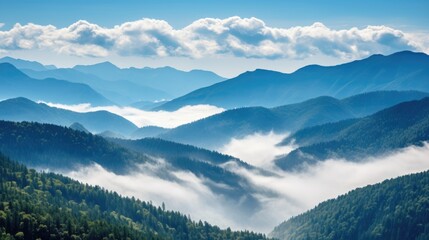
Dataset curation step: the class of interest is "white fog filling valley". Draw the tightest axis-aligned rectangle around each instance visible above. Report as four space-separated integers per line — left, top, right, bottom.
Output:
65 132 429 233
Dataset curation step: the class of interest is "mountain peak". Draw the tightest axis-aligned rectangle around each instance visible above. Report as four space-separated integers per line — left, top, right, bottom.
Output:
94 61 119 68
2 97 35 105
0 62 29 79
0 56 57 71
73 61 120 71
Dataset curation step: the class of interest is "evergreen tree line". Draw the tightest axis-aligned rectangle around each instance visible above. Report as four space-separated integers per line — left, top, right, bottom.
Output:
0 154 267 240
270 171 429 240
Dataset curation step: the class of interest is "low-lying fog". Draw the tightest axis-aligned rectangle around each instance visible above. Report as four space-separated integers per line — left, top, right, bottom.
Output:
41 102 225 128
65 131 429 233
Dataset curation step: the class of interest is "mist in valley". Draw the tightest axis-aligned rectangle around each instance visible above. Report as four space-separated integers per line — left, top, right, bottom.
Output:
41 102 225 128
65 131 429 233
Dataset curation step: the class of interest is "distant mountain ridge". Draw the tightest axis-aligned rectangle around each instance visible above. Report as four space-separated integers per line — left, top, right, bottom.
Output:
0 63 113 106
1 56 225 105
72 62 226 102
275 97 429 170
159 91 429 149
0 97 137 136
21 67 172 105
0 56 56 71
157 51 429 110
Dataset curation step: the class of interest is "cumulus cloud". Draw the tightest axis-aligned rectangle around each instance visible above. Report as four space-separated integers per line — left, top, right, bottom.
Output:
0 17 426 59
40 101 224 128
64 129 429 233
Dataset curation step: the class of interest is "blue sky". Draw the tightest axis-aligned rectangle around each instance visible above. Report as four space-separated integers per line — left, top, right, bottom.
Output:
2 0 428 30
1 0 428 77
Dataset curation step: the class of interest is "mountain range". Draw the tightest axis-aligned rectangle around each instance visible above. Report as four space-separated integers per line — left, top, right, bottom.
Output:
0 63 112 106
0 56 226 105
157 51 429 110
159 90 429 149
73 62 225 98
1 50 429 237
0 97 137 136
0 120 261 215
276 97 429 170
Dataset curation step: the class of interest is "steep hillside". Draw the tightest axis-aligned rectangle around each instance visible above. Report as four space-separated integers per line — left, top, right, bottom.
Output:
270 171 429 240
0 121 147 173
276 97 429 170
0 154 267 240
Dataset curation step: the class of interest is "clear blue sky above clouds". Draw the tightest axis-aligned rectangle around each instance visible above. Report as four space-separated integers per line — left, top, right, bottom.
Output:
1 0 428 77
2 0 428 30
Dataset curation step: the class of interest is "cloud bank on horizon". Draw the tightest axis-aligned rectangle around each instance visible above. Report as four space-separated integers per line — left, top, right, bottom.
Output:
1 17 427 60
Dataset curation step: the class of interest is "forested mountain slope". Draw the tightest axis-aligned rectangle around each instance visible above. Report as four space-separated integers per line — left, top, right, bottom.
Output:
270 170 429 240
0 154 267 240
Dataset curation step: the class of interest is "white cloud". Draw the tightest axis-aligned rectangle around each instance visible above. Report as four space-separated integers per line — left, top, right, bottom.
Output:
0 17 426 59
40 101 224 128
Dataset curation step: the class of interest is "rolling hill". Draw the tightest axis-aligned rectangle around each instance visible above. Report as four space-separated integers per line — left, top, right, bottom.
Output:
159 91 429 149
0 97 138 136
0 63 113 106
157 51 429 110
276 97 429 170
270 170 429 240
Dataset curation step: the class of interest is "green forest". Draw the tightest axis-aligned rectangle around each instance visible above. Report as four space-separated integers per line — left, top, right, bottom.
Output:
0 154 267 240
270 171 429 240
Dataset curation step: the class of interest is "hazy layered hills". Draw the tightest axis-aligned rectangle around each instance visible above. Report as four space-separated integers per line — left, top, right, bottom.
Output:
0 97 137 136
0 120 260 211
21 67 171 105
0 121 148 173
276 97 429 170
0 63 112 106
73 62 225 98
0 56 56 71
0 155 267 240
159 91 429 149
0 56 225 105
157 51 429 110
270 170 429 240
